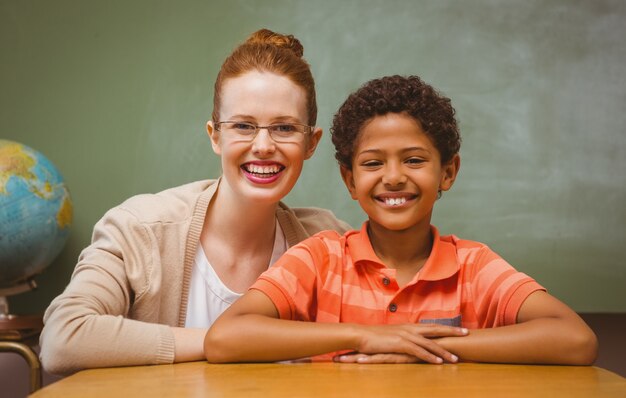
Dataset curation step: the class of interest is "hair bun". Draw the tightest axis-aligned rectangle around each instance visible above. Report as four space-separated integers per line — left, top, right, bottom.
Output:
245 28 304 58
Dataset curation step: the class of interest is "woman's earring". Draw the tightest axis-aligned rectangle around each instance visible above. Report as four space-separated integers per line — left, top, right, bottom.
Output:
437 190 442 200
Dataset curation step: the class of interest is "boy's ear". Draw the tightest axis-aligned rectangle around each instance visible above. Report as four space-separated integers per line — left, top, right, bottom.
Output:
304 127 323 159
340 165 358 200
440 154 461 192
207 121 221 156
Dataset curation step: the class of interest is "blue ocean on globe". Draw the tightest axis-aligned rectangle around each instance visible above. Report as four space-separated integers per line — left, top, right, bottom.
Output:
0 139 73 288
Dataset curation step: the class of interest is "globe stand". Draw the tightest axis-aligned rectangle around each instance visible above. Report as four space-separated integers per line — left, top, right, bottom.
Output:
0 279 43 393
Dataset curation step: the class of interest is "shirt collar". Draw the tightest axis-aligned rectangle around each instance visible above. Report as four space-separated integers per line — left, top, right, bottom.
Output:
347 222 460 281
418 226 460 281
346 222 383 267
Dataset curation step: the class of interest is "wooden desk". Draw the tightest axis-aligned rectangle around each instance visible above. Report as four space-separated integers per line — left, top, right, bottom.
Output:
30 362 626 398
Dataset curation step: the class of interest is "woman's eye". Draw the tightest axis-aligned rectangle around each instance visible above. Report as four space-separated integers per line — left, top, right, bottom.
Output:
271 124 297 133
233 123 255 131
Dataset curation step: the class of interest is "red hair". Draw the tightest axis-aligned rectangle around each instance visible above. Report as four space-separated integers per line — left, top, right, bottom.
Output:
212 29 317 125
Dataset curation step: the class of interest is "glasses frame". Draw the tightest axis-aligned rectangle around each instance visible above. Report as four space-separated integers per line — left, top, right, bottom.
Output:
214 121 313 143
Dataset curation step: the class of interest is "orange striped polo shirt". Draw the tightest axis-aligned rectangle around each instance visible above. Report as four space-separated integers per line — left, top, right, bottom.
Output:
252 223 544 329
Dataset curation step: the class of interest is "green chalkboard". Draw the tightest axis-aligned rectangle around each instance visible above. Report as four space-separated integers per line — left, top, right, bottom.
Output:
2 0 625 313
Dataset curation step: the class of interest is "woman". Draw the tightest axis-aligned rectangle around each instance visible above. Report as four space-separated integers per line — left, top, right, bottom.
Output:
39 29 350 374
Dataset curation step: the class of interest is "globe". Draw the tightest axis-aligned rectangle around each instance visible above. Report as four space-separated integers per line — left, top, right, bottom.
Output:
0 140 73 289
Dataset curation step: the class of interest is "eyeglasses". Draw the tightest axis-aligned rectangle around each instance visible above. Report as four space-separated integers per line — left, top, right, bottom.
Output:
214 121 312 143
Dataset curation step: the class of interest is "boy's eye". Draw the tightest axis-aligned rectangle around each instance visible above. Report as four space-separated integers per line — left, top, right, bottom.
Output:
406 157 425 165
361 160 383 168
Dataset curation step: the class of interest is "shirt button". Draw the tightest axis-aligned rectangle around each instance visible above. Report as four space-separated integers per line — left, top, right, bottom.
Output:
382 277 390 286
389 303 397 312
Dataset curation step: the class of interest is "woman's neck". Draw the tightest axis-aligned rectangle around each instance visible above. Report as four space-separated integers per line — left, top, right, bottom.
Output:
202 182 279 253
199 181 281 293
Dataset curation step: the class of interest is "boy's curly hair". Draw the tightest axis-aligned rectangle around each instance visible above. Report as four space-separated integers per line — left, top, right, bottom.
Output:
331 75 461 169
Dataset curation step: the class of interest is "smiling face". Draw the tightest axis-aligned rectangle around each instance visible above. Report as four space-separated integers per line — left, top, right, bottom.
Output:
341 113 459 233
208 71 321 205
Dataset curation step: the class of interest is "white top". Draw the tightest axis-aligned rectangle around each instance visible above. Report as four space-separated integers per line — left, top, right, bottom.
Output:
185 221 288 328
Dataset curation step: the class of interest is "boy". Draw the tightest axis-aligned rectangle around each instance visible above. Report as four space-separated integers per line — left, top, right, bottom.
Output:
204 75 597 365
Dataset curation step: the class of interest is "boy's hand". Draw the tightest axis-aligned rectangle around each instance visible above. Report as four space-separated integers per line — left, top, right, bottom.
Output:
353 323 468 364
334 353 420 364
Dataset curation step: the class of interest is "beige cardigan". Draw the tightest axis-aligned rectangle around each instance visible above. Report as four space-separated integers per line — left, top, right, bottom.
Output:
40 179 351 374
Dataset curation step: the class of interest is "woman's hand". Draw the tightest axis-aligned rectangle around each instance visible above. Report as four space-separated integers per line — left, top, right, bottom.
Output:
172 327 208 362
352 323 469 364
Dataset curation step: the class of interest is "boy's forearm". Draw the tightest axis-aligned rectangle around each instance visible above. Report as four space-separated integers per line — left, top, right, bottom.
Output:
205 314 360 363
204 290 466 364
436 317 598 365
